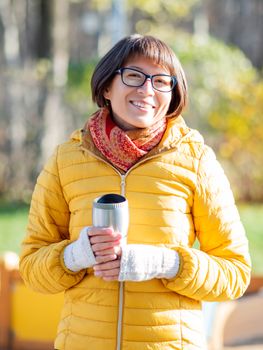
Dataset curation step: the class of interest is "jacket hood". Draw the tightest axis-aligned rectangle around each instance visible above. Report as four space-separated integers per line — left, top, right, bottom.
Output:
71 128 82 143
159 115 204 150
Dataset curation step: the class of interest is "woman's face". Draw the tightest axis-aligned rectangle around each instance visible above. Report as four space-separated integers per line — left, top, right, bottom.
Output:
103 56 172 130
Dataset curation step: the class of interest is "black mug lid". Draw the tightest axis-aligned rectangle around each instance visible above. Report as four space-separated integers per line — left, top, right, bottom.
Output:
97 193 126 204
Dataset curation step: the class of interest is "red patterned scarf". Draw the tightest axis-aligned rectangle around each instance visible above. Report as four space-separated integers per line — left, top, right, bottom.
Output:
88 108 167 172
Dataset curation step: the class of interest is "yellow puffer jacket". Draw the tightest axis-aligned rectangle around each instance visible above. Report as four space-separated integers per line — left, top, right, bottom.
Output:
20 115 251 350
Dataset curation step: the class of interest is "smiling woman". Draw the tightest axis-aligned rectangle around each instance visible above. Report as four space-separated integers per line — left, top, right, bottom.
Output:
19 34 251 350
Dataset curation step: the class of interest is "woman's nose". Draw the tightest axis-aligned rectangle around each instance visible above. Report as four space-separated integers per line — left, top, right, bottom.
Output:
137 78 154 95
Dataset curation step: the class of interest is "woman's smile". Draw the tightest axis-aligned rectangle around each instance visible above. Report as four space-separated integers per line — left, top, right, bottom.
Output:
130 99 155 111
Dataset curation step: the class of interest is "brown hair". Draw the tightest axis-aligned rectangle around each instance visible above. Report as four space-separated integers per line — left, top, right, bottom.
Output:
91 34 188 117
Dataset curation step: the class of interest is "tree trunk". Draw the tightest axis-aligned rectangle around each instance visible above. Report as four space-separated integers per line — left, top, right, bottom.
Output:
0 0 28 198
205 0 263 69
41 0 71 164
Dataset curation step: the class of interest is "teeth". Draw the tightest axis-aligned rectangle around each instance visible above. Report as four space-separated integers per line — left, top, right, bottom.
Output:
132 101 153 109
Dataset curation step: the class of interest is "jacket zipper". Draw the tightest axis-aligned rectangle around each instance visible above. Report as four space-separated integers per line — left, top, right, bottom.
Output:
116 174 126 350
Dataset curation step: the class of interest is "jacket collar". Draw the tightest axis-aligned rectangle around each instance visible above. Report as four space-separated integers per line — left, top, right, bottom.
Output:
139 115 204 158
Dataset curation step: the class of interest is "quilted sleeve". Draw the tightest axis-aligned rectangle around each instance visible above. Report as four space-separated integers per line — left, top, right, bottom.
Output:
162 146 251 301
19 146 86 294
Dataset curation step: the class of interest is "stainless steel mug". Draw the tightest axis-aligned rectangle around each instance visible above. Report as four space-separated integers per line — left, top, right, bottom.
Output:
92 194 129 244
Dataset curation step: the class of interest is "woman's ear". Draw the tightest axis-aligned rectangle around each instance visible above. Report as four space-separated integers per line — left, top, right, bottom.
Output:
103 87 111 100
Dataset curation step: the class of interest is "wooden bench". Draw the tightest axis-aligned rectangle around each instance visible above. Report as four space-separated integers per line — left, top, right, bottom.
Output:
206 275 263 350
0 253 63 350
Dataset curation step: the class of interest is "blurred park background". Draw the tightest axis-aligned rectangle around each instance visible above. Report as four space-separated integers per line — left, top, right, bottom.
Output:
0 0 263 274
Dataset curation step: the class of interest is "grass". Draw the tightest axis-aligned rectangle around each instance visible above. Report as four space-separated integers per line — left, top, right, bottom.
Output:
0 204 29 255
238 204 263 275
0 203 262 274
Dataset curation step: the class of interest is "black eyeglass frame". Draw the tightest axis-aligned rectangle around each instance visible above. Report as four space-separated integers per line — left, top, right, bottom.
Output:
115 67 177 92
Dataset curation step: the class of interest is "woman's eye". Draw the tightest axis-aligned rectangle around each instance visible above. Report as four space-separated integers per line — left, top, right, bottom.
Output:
127 73 142 79
156 79 165 85
155 77 170 85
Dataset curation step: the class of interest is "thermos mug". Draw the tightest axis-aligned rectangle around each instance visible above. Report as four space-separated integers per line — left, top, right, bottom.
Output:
92 194 129 244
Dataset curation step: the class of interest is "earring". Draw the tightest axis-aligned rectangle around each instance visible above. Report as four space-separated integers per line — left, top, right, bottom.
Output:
105 99 111 107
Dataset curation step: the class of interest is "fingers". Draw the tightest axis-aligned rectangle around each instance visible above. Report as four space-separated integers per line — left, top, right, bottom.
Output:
94 246 122 273
95 254 117 264
93 259 120 281
85 227 122 243
94 259 120 272
92 242 122 255
95 246 122 257
88 227 114 236
89 228 122 244
90 235 120 245
87 227 122 255
95 267 120 278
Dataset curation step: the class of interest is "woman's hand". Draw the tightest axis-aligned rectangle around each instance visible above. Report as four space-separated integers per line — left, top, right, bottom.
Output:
89 227 122 281
88 227 122 264
63 226 121 273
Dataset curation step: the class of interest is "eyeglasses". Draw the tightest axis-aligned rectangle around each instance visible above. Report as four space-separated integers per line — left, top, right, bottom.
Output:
115 67 177 92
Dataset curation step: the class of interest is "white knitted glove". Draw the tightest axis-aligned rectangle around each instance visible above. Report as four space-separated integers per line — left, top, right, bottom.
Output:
63 227 96 272
118 244 180 282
